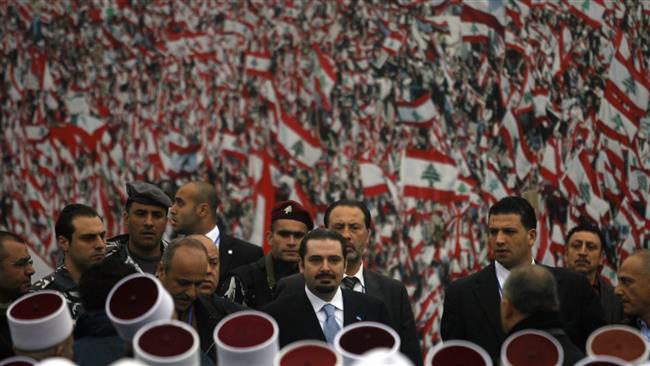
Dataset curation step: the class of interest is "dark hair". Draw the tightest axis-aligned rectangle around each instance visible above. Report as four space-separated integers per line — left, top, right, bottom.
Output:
566 221 606 252
0 230 24 263
488 196 537 230
298 228 347 260
78 259 137 311
503 265 559 314
323 199 372 229
160 236 208 273
55 204 101 241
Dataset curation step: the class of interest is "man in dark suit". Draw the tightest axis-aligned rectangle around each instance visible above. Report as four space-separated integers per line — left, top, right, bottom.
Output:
157 236 243 363
501 265 584 366
615 249 650 341
169 181 263 289
441 196 605 363
274 200 422 365
263 229 392 347
564 222 623 324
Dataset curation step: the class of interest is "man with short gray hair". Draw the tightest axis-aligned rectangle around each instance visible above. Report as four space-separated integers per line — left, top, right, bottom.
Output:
501 266 584 366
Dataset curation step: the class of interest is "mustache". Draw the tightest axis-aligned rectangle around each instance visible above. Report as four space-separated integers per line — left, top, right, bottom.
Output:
315 273 335 280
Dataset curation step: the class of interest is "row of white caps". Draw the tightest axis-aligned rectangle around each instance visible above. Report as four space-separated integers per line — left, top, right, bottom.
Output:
3 272 413 366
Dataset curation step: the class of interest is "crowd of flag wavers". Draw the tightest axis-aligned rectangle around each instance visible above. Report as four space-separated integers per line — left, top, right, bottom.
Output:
1 0 650 360
1 181 650 365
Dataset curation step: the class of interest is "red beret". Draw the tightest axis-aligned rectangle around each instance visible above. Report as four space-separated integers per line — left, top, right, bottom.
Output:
270 200 313 230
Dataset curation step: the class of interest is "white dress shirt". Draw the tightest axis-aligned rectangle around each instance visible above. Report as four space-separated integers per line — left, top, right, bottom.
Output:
305 286 344 332
343 265 366 293
205 225 221 247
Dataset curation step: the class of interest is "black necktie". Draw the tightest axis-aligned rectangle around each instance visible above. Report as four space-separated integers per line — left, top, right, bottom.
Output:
341 276 358 291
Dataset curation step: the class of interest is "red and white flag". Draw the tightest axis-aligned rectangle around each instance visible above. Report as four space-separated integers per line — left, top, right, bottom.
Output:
395 92 439 126
539 137 563 187
561 151 610 221
277 111 323 168
312 43 336 110
482 160 512 205
565 0 605 28
382 31 406 56
248 151 274 252
400 148 469 203
500 110 537 180
460 1 506 43
359 162 390 197
244 51 272 77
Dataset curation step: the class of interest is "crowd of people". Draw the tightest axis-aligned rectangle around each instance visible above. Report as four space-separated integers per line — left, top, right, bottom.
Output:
1 0 650 354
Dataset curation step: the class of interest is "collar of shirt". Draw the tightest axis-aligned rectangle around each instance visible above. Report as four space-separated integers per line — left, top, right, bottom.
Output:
305 285 344 330
637 318 650 342
345 264 366 293
495 258 535 296
205 225 221 247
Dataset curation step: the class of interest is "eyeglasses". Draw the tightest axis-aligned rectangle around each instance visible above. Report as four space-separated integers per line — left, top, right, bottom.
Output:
8 258 34 268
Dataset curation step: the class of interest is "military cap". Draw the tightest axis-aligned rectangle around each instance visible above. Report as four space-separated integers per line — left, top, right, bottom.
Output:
270 200 314 230
126 182 172 208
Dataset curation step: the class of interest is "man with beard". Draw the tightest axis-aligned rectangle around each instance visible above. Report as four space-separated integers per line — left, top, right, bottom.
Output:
263 229 391 347
157 236 242 362
564 222 623 323
222 200 313 308
169 181 262 289
33 204 107 320
0 231 36 359
275 200 422 365
105 181 171 274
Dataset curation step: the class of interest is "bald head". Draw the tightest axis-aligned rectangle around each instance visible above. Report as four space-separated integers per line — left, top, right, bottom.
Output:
188 234 220 296
501 266 559 333
170 181 219 235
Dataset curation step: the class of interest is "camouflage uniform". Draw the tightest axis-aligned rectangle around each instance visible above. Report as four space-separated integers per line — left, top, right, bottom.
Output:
32 264 84 320
105 234 168 274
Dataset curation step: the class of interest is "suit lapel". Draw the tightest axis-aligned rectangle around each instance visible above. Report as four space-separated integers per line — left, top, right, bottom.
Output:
299 290 327 341
219 235 233 279
472 263 505 340
363 270 381 297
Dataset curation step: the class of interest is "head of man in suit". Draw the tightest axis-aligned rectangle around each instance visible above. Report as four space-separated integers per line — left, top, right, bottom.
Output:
488 196 537 270
0 231 35 303
324 200 371 275
56 204 107 284
299 229 347 302
188 234 220 296
169 181 219 236
500 265 560 333
157 237 209 313
564 222 606 285
615 249 650 324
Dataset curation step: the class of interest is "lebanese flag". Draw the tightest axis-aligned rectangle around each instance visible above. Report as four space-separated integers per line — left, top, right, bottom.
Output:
482 160 512 205
560 151 610 221
382 31 405 56
244 51 272 77
539 137 562 187
500 110 537 180
248 152 274 252
395 92 439 126
549 220 566 265
312 43 336 110
220 131 247 161
400 148 468 203
70 115 109 150
606 53 650 116
460 1 505 43
597 93 638 145
276 111 323 168
359 162 390 197
565 0 605 28
534 212 554 266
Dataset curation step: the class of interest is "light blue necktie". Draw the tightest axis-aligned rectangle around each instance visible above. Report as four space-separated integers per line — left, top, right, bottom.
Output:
322 303 340 344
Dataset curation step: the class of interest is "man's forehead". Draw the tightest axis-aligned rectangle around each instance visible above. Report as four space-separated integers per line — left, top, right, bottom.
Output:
130 201 167 213
568 231 601 244
330 206 365 222
488 213 524 226
2 240 29 257
72 215 104 232
306 239 343 255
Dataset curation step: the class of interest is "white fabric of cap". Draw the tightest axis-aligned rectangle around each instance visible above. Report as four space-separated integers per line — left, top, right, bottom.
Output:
133 319 199 366
106 273 174 342
34 358 76 366
7 291 73 351
0 356 37 366
107 359 148 366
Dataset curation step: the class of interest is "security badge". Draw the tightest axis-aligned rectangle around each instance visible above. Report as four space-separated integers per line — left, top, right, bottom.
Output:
283 205 292 214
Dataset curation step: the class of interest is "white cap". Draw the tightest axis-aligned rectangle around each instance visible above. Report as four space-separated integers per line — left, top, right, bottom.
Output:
334 321 401 366
274 340 342 366
34 358 76 366
586 324 650 364
501 329 563 366
575 355 629 366
427 340 492 366
214 310 279 365
352 349 414 366
7 291 73 351
106 273 174 342
0 356 37 366
133 319 200 366
107 360 148 366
